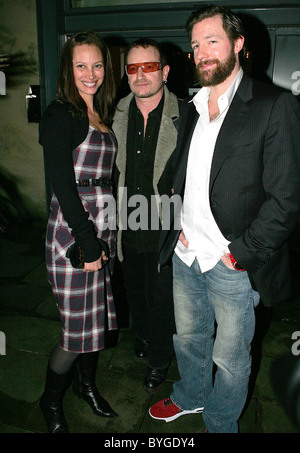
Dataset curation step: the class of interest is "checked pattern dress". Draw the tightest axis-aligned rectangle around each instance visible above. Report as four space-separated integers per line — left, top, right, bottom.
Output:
46 126 117 353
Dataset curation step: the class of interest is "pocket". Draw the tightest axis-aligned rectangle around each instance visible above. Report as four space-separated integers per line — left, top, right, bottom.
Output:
219 257 236 272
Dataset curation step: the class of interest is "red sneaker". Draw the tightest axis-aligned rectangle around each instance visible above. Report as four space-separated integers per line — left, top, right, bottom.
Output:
149 397 203 422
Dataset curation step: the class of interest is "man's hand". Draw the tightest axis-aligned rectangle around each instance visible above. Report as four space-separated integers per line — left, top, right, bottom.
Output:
179 230 189 248
221 253 235 270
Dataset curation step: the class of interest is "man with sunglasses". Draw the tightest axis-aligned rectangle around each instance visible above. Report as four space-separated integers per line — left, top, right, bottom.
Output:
113 38 180 393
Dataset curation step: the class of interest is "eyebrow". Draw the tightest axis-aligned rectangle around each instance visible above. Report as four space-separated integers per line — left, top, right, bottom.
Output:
191 33 220 44
73 60 103 64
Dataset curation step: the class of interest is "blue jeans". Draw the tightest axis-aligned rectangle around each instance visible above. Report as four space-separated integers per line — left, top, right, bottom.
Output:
171 253 260 433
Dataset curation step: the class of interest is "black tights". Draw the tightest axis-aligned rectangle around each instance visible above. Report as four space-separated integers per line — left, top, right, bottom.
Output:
49 343 79 375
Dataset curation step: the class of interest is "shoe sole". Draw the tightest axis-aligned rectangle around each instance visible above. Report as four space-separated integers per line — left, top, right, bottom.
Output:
149 406 204 422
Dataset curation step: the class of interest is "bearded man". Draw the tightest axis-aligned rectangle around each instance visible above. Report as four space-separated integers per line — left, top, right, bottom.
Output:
149 4 300 433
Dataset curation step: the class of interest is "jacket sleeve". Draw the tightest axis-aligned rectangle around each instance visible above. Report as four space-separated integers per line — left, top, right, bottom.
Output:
39 102 102 262
229 91 300 273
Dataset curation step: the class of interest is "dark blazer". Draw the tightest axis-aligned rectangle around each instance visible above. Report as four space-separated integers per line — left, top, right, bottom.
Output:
158 73 300 307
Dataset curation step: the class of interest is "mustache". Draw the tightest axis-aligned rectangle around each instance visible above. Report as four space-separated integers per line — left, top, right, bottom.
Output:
132 80 150 86
197 59 220 69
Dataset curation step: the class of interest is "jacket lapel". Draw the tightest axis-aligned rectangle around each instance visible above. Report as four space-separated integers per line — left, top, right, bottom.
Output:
174 103 199 193
209 74 253 193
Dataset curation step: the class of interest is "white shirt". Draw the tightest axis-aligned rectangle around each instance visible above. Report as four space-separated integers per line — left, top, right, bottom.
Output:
175 68 244 272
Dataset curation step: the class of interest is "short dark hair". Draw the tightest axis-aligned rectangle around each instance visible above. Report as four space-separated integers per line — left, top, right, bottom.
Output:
56 30 115 124
126 38 168 67
186 4 245 57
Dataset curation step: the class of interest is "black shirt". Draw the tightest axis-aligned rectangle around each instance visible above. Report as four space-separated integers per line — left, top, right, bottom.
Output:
122 95 164 252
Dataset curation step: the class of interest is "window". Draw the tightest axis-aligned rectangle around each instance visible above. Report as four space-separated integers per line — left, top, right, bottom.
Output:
273 34 300 94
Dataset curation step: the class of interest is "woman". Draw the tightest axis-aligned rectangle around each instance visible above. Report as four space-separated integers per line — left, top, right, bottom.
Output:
39 31 118 433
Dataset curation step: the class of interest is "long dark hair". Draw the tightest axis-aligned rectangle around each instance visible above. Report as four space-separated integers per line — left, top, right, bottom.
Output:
56 30 116 125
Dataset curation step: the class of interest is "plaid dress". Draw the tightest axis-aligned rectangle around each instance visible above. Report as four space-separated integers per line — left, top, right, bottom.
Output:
46 126 117 353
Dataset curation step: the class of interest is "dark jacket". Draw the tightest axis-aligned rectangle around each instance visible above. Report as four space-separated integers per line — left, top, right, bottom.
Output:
113 86 180 261
158 73 300 306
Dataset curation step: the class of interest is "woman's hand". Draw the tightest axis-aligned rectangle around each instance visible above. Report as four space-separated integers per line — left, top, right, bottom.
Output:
83 250 109 272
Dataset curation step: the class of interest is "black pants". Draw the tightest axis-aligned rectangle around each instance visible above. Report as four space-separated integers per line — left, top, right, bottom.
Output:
121 245 175 368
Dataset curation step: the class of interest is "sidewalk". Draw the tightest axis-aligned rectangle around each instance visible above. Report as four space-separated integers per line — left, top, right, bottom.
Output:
0 220 299 434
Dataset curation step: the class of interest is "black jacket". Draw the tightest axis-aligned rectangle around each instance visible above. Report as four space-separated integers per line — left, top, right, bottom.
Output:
158 73 300 306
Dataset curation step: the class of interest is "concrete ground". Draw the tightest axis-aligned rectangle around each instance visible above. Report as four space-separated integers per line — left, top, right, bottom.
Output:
0 220 300 436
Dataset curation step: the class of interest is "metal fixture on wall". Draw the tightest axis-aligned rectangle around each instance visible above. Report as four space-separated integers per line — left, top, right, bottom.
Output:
25 85 41 122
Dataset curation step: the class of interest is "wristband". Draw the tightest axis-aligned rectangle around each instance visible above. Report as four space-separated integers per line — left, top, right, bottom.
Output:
229 253 245 271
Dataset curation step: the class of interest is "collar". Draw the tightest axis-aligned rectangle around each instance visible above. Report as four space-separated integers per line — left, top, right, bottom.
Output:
129 92 165 119
192 68 244 116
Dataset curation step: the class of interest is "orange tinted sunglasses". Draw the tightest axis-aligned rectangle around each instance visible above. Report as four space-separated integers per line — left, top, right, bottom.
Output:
125 61 162 75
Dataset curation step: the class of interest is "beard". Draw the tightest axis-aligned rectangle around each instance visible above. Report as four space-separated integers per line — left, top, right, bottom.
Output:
196 46 237 87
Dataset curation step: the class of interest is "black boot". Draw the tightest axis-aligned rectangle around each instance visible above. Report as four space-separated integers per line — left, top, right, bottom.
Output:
40 365 69 433
73 352 118 418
